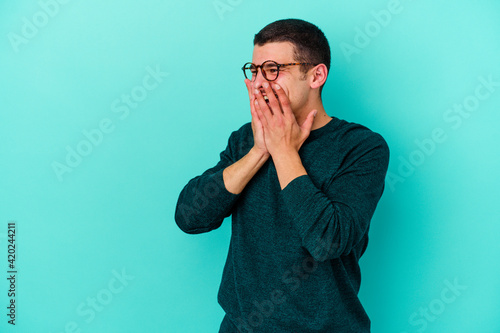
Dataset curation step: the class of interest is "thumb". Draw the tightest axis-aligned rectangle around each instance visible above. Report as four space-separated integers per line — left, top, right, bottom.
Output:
301 109 317 133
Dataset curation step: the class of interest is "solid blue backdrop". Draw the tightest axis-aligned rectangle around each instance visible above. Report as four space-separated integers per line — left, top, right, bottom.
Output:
1 0 499 332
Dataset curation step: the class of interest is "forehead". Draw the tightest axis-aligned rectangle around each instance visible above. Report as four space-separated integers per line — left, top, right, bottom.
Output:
251 42 296 65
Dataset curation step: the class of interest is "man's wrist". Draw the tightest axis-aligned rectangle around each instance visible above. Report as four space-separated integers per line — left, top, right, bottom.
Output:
271 148 307 189
270 146 299 161
249 146 270 161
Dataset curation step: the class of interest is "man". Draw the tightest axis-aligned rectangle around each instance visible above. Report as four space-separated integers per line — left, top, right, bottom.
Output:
175 19 389 332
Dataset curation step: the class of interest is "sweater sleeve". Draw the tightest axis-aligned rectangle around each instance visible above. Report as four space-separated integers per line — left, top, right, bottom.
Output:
174 130 243 234
280 133 389 261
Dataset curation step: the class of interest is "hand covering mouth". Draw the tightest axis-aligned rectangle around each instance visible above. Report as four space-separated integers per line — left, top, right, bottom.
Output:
261 92 278 104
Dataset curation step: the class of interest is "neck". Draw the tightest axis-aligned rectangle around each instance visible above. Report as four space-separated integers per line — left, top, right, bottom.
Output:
295 100 331 130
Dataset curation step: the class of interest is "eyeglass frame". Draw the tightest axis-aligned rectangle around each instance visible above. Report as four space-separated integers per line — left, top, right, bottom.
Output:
241 60 318 81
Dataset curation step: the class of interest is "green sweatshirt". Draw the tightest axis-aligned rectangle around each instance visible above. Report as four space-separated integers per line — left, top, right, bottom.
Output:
175 116 389 332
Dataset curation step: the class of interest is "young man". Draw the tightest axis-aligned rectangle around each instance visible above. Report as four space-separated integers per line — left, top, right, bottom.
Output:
175 19 389 332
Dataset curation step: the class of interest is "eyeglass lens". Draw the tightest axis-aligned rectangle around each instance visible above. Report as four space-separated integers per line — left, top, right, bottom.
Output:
244 61 279 81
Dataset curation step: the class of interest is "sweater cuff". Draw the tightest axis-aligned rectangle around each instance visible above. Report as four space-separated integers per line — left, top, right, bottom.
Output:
211 168 240 203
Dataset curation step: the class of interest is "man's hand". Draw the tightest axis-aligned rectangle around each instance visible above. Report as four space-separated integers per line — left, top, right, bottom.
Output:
245 79 269 158
253 82 317 158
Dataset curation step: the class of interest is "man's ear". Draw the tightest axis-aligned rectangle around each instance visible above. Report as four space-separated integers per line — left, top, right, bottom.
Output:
309 64 328 90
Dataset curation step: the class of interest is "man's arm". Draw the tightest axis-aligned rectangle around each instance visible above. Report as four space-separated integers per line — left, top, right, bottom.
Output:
175 139 268 234
253 82 316 189
223 79 271 194
174 134 241 234
223 147 269 194
280 135 389 261
175 80 269 233
253 82 389 261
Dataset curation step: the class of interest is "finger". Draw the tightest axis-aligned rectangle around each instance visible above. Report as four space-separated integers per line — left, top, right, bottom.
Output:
244 78 253 98
301 109 317 135
254 89 273 126
245 79 257 114
262 82 283 116
272 84 293 120
250 102 262 127
253 94 270 128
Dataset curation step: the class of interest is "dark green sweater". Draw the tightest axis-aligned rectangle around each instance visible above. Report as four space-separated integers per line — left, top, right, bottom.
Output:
175 116 389 332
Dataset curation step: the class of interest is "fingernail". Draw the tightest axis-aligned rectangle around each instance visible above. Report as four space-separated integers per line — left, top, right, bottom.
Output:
314 110 318 117
263 82 269 89
254 100 259 105
254 89 260 95
274 84 281 90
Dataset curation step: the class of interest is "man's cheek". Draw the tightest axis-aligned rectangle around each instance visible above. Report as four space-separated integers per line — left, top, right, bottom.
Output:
281 89 290 102
280 84 290 99
273 83 287 98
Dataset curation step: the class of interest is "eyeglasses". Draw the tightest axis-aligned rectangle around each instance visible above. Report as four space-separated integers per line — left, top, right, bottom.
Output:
241 60 318 81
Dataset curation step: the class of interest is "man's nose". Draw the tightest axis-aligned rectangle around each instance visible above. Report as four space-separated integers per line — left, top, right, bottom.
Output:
252 68 268 89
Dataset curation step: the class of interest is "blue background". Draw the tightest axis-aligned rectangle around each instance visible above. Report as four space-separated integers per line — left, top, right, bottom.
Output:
1 0 499 332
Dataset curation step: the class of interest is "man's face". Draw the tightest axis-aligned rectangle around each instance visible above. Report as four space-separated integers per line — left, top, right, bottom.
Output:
251 42 312 115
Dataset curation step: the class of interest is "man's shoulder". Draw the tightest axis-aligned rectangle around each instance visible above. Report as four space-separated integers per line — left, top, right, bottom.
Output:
228 122 252 137
227 122 253 144
223 122 254 159
322 117 390 173
325 117 388 150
